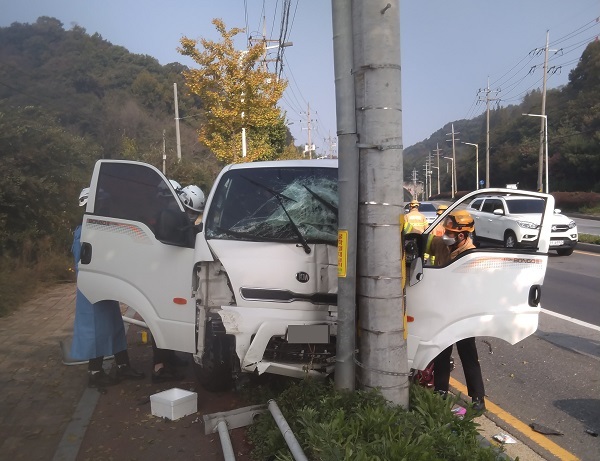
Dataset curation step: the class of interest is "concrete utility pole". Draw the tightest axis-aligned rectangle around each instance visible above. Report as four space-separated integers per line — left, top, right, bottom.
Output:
434 143 442 195
446 124 459 198
462 141 479 190
478 79 499 187
303 103 315 158
535 31 556 193
173 83 182 161
162 129 166 174
353 0 408 407
332 0 359 392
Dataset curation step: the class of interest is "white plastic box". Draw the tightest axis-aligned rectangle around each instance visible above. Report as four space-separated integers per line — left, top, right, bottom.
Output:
150 388 197 420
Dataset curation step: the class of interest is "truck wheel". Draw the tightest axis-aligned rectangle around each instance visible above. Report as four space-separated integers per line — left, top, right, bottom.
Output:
194 324 234 392
556 248 574 256
504 231 517 249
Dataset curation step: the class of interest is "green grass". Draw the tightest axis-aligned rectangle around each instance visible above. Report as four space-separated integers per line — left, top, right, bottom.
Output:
579 233 600 245
246 379 504 461
0 252 74 317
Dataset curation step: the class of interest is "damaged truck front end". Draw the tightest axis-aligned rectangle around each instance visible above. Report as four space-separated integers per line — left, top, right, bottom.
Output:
194 160 339 390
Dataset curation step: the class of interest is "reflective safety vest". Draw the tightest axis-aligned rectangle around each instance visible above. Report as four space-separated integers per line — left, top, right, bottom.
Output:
403 209 428 234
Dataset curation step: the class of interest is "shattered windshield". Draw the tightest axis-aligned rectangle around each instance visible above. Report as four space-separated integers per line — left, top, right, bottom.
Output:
205 165 338 245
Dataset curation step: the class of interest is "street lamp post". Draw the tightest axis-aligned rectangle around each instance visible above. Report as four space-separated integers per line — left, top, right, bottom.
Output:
443 156 455 199
523 113 549 193
462 142 479 190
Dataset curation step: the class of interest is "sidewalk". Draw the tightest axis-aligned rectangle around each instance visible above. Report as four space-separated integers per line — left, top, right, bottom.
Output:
0 283 548 461
0 283 251 461
0 283 84 461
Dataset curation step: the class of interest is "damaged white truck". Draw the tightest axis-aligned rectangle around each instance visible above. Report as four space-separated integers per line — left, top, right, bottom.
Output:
77 159 554 390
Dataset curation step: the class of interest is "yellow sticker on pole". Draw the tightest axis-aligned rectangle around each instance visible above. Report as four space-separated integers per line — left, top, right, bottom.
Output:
338 230 348 278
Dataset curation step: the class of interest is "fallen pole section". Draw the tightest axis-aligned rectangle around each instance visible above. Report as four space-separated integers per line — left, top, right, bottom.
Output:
268 400 308 461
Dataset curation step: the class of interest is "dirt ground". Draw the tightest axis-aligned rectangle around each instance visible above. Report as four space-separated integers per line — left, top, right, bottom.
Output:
76 322 254 461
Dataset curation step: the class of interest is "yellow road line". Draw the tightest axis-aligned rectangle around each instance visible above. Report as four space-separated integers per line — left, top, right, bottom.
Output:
450 377 580 461
574 250 599 256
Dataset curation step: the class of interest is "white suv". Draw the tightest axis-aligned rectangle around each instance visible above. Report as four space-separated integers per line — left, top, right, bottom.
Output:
468 195 578 256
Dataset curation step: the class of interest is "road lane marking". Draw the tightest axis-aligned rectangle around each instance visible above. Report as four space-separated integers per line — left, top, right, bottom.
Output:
540 308 600 332
573 250 600 256
450 377 580 461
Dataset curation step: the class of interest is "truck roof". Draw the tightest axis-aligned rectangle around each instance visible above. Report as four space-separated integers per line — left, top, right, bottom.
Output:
222 159 338 172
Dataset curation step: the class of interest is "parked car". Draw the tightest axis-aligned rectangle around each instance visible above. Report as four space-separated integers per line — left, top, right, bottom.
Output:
404 201 438 224
467 195 578 255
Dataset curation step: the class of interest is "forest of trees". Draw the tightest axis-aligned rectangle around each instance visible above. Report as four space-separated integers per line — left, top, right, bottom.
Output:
1 17 599 267
404 40 600 195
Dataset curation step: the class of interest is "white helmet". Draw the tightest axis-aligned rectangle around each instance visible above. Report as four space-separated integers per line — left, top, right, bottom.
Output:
169 179 182 192
78 187 90 207
157 179 182 198
179 185 205 212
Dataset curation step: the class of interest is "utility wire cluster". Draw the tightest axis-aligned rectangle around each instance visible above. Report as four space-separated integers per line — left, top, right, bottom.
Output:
464 16 600 121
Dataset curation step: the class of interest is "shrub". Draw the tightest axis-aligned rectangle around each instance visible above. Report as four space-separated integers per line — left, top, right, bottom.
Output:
247 379 501 461
551 191 600 212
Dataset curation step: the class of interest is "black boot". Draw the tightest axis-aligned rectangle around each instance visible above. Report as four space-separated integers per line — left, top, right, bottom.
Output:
116 364 145 380
88 370 118 388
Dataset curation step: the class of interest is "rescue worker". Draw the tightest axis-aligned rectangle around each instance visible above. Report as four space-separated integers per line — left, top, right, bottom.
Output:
423 204 450 265
403 199 429 234
432 210 486 412
178 184 205 225
71 188 145 388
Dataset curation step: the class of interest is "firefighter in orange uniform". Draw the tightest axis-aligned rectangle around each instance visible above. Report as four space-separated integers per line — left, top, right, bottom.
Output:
403 199 429 234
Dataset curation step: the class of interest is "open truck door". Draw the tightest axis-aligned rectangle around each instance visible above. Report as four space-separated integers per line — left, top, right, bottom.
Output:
405 188 554 370
77 160 197 353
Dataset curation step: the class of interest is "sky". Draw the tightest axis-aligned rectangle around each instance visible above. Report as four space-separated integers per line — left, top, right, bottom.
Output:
2 0 599 155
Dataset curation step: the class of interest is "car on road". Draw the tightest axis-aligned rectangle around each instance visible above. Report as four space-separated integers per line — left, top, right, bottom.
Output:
467 194 578 255
404 201 438 224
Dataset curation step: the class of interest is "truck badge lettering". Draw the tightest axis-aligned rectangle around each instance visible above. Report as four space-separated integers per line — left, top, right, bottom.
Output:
296 272 310 283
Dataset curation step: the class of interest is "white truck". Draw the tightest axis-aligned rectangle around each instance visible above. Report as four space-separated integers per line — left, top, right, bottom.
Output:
78 159 555 390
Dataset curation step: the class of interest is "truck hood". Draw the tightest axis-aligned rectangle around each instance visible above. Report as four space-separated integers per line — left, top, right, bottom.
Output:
206 239 338 309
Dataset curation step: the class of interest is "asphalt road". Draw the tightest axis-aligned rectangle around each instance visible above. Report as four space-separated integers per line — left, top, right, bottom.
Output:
573 217 600 236
543 250 600 325
453 249 600 461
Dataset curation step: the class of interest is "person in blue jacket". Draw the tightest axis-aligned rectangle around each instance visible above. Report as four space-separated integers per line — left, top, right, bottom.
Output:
71 187 145 388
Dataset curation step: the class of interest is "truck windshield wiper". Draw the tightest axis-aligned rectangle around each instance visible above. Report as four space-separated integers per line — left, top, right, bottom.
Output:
303 185 338 215
241 175 311 254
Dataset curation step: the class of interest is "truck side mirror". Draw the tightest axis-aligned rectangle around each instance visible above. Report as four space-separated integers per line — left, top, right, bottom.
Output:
409 257 424 286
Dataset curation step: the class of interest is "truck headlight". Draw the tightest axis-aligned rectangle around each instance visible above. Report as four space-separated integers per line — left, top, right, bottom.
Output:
517 221 539 229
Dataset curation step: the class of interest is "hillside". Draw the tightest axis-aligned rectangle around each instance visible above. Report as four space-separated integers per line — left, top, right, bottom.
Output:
403 40 600 194
0 17 225 257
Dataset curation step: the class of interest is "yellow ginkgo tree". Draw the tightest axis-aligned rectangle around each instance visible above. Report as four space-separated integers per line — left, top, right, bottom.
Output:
178 19 288 163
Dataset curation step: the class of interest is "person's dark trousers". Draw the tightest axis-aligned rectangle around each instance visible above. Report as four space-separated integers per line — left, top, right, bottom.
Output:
151 338 176 365
433 337 485 399
87 350 129 372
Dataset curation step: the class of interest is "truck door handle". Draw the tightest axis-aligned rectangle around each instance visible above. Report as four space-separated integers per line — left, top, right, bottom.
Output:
80 242 92 265
528 285 541 307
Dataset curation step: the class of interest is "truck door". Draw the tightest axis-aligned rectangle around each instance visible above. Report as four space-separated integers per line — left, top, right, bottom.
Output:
77 160 197 353
406 188 553 370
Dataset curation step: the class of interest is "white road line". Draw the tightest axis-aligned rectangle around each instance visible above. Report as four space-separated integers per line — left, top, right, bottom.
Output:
540 308 600 332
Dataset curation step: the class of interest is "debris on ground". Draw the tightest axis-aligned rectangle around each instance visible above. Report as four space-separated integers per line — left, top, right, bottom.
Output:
492 433 517 444
529 423 564 435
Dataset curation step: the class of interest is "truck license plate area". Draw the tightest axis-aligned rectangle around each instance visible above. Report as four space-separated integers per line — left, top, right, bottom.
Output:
549 240 563 246
287 325 329 344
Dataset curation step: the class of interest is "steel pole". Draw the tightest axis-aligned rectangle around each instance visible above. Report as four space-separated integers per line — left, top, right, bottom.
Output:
332 0 358 391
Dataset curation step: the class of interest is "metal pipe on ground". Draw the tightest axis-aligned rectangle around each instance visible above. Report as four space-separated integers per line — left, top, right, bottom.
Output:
267 400 308 461
217 419 236 461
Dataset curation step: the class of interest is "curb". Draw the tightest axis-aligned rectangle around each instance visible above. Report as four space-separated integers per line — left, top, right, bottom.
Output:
576 242 600 254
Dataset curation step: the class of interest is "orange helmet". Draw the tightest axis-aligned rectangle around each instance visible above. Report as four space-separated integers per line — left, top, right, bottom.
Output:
443 210 475 233
436 204 449 215
409 199 420 209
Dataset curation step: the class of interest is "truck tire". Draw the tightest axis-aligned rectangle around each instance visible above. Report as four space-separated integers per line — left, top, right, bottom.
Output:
504 231 517 249
556 248 574 256
194 322 234 392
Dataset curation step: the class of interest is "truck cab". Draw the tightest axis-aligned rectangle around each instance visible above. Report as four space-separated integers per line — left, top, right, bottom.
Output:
77 160 555 389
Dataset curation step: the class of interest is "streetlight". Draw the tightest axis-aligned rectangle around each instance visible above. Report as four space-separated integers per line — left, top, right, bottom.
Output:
462 142 479 190
443 156 455 199
523 113 549 193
